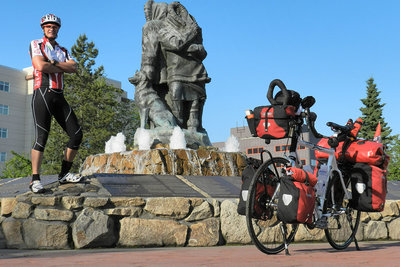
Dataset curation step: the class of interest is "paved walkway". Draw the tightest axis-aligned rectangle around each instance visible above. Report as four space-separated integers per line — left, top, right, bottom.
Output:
0 241 399 267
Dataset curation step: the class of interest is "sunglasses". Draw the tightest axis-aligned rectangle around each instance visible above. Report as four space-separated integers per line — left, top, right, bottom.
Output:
43 25 59 30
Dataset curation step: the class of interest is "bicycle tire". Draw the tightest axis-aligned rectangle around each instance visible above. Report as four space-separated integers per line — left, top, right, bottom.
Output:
323 170 360 250
245 157 298 254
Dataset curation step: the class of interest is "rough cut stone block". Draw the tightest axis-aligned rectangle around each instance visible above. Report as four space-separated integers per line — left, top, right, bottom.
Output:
23 219 69 249
104 207 142 216
185 201 212 222
363 220 387 240
0 226 6 249
61 196 84 210
295 224 325 241
118 218 187 247
12 202 33 219
381 201 400 217
34 207 74 221
83 197 109 208
144 197 190 219
188 218 220 247
212 199 220 217
1 198 17 216
31 196 58 206
388 218 400 240
109 197 145 207
220 200 251 244
368 212 382 221
72 208 116 249
2 217 24 248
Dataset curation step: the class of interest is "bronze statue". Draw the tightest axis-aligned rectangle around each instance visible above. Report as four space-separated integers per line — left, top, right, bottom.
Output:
130 0 210 135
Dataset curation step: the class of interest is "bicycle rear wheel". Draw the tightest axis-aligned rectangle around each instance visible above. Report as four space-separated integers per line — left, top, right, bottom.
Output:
323 171 360 250
245 157 298 254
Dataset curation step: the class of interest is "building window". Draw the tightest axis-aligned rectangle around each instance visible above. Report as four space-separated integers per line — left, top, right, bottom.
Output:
0 104 9 115
247 147 264 155
0 128 8 138
276 144 306 152
311 159 317 166
0 152 6 162
0 81 10 92
301 159 306 165
275 145 290 152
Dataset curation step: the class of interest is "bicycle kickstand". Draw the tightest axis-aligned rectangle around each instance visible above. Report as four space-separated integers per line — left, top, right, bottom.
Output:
354 236 361 251
280 224 290 255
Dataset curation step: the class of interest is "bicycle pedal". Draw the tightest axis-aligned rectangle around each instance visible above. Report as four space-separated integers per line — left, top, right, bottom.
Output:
314 217 328 229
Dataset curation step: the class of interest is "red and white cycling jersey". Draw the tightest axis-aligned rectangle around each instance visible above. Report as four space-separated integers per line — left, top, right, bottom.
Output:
29 37 72 89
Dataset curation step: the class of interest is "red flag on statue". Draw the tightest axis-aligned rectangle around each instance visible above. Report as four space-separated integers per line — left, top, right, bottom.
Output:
373 122 382 143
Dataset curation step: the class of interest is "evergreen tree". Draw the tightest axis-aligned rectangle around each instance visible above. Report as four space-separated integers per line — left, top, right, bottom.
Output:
41 34 139 174
358 78 392 145
1 151 32 179
387 136 400 180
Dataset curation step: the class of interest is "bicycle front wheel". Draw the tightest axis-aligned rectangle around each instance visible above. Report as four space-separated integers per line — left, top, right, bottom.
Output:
323 171 361 250
245 157 298 254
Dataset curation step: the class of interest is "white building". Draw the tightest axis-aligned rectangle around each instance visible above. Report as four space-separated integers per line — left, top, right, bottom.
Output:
0 64 124 174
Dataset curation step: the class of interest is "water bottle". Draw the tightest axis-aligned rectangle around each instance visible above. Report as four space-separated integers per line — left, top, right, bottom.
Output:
316 164 329 197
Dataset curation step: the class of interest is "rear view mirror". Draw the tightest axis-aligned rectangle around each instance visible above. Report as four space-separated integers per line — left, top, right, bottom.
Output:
301 96 315 109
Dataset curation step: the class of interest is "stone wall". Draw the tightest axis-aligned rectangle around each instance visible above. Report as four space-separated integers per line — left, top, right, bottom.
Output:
1 195 399 249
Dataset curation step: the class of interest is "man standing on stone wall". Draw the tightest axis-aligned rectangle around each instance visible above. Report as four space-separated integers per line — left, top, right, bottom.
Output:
28 14 83 193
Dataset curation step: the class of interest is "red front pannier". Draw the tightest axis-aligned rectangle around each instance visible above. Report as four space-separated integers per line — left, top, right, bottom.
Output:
350 163 387 212
315 138 386 166
246 105 296 140
277 168 316 224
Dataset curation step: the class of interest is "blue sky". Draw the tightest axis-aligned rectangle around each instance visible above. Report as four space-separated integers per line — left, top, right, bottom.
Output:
1 0 399 143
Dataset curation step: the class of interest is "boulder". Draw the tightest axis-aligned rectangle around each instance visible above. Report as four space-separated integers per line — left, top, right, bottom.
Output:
144 197 191 219
118 218 187 247
188 218 220 246
72 208 116 248
220 200 251 244
23 219 69 249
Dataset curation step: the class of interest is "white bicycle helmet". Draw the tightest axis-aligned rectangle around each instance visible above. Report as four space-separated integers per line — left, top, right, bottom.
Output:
40 14 61 28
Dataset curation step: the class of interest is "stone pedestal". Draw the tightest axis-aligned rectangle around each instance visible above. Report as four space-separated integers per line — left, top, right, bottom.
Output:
80 148 247 177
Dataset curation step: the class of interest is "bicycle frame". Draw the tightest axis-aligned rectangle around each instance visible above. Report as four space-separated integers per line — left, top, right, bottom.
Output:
294 138 352 220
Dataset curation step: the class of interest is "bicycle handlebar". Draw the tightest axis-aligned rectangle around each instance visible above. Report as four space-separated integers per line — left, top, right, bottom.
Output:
267 79 290 105
303 109 353 142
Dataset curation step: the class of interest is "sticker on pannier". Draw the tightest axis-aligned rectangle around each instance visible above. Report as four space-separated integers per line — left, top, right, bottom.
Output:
350 163 387 212
277 177 315 224
246 105 296 140
315 138 386 166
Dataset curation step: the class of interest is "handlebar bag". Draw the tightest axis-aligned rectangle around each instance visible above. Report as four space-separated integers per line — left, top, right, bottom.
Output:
246 105 296 140
237 158 276 219
277 176 315 224
350 163 387 212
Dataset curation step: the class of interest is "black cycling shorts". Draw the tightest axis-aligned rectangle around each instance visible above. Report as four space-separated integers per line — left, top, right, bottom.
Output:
31 87 83 152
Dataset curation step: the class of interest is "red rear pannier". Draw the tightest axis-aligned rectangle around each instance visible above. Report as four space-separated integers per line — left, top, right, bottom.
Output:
246 105 296 140
315 138 386 166
342 140 385 166
277 175 315 224
350 163 387 212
